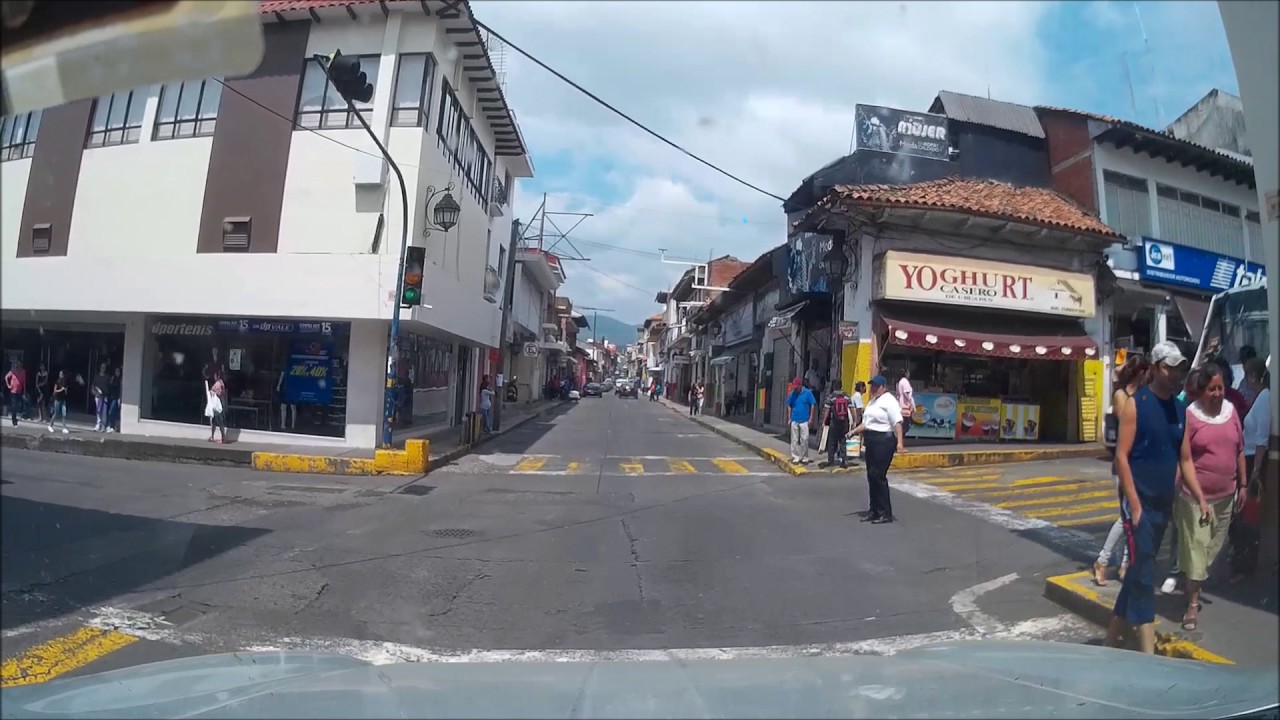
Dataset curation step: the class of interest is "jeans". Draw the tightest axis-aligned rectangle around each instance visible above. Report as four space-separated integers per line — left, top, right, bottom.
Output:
49 399 68 428
8 394 23 426
481 406 492 433
95 395 108 429
108 398 121 431
789 421 810 462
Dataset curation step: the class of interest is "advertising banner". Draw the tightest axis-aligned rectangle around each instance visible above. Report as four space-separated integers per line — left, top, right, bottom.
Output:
1001 402 1041 441
956 397 1003 440
904 392 958 439
1139 238 1267 293
876 250 1096 318
283 340 335 405
722 300 755 347
854 104 951 161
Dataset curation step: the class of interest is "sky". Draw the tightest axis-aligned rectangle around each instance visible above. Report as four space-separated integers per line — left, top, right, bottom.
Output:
473 0 1242 327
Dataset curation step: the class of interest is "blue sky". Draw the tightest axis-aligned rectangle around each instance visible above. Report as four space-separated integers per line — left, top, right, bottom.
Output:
476 1 1242 326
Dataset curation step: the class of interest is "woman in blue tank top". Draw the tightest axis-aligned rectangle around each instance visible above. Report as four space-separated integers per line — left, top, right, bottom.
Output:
1106 342 1211 654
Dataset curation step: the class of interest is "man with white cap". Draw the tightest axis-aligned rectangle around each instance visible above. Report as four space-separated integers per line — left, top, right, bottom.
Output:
1106 341 1204 654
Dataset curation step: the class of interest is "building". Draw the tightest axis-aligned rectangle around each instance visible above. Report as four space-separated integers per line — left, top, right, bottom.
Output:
506 244 566 404
653 256 749 399
0 0 533 449
1036 100 1262 367
793 178 1119 444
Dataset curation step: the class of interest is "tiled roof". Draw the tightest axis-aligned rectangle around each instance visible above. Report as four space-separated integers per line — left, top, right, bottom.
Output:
802 177 1121 240
709 257 751 289
259 0 385 13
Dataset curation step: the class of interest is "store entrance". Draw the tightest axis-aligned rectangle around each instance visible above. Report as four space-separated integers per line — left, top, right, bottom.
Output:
2 325 125 420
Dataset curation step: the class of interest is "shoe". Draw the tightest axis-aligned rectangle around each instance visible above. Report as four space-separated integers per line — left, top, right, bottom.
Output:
860 513 880 522
871 515 896 524
61 428 69 434
1160 576 1178 594
47 425 54 432
1093 561 1109 587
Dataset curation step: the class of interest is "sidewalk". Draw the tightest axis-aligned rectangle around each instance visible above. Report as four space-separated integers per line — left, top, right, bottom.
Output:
0 399 563 476
1045 567 1278 666
660 398 1104 474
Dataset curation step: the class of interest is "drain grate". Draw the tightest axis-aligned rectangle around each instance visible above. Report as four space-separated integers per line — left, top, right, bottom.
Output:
429 527 479 539
397 485 437 497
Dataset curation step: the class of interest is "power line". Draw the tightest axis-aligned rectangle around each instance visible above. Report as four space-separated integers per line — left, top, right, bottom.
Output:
581 263 652 296
470 19 788 205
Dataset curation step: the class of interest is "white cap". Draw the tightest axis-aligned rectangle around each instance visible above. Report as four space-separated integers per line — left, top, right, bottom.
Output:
1150 341 1187 367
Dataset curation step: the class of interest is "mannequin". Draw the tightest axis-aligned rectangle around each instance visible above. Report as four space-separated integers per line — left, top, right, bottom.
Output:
276 370 296 430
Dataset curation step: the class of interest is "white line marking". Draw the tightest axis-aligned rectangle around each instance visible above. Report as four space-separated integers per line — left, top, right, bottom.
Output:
949 573 1019 635
81 606 1094 666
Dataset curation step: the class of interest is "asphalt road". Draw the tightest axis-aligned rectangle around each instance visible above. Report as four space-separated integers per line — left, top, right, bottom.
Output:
1 394 1103 685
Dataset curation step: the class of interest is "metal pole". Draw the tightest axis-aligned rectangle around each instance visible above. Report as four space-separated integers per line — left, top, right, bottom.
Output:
493 219 523 433
314 56 409 448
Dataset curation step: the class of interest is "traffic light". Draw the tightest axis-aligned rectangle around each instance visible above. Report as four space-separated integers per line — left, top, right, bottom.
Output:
401 246 426 307
325 50 373 104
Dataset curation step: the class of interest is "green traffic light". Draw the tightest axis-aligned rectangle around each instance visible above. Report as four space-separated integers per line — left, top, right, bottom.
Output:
403 288 421 304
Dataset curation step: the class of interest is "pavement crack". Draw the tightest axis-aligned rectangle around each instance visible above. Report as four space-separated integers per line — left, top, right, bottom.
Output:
620 519 646 602
294 581 329 615
426 572 491 618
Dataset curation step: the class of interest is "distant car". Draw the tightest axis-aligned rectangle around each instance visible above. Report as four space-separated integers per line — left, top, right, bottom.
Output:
583 383 603 397
616 383 638 398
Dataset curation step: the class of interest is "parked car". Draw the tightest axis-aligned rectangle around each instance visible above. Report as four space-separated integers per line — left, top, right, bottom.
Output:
583 383 603 397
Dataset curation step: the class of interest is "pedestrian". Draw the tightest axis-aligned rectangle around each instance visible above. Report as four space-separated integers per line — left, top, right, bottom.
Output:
824 382 854 469
479 377 495 434
1174 363 1245 631
1211 356 1251 419
851 381 866 427
850 374 905 524
1228 476 1262 583
786 377 816 465
1094 354 1149 586
896 367 915 420
34 363 49 424
107 366 123 432
47 370 70 434
206 370 227 444
91 362 111 432
1240 357 1271 483
1105 341 1195 654
4 360 26 427
694 380 705 416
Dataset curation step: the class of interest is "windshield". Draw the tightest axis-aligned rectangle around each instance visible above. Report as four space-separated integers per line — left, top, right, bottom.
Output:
1200 284 1271 367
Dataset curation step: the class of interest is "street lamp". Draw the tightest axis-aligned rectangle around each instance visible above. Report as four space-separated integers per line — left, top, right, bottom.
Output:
423 184 461 236
823 239 850 392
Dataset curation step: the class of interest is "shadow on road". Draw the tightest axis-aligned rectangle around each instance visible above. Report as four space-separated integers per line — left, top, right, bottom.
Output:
430 401 578 471
0 495 268 630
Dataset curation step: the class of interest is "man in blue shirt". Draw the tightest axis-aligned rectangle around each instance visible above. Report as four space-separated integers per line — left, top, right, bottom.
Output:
787 376 817 464
1106 341 1204 654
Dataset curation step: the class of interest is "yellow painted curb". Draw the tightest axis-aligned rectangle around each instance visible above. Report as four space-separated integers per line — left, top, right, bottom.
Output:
1 627 137 687
252 439 429 476
760 447 808 476
1043 571 1235 664
891 446 1102 470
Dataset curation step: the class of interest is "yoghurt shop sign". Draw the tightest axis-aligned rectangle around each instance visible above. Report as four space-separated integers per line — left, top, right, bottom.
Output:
875 251 1096 318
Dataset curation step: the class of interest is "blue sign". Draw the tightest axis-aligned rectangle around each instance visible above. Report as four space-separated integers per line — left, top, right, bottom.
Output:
283 340 335 405
1139 238 1266 293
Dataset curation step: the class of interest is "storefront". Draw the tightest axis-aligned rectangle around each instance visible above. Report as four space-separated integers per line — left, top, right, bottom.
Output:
706 298 755 416
873 251 1103 444
395 330 453 429
1 320 126 420
142 316 352 438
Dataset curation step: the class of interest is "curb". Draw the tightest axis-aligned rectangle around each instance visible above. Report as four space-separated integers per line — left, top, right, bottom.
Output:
1 430 253 467
1043 571 1235 664
892 446 1104 470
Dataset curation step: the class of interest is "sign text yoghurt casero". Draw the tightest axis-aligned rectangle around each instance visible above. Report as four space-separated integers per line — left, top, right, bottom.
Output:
876 251 1096 318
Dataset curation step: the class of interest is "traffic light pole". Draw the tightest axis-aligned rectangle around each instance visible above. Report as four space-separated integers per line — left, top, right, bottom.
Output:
314 55 409 448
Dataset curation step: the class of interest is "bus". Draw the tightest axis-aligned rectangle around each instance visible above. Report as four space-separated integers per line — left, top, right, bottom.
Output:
1193 278 1270 380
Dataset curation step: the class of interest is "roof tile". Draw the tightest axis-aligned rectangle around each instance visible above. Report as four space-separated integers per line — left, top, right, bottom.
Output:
1035 105 1251 170
807 177 1121 240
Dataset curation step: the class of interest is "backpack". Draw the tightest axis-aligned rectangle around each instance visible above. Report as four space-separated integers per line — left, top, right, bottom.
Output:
831 394 851 422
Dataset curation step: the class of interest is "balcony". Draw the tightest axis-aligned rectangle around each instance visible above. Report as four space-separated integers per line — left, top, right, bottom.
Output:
483 265 501 304
489 176 508 219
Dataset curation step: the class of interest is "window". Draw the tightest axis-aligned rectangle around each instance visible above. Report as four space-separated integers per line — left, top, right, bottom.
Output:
154 78 222 140
435 81 492 204
1155 182 1246 257
1245 210 1263 262
1 111 40 161
295 55 380 130
87 90 146 147
1101 170 1152 240
391 53 437 128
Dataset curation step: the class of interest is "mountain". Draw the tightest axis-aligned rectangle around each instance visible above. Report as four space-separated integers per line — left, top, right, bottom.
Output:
582 314 641 347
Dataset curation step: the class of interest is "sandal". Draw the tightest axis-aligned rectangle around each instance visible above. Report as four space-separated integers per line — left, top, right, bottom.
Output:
1181 605 1198 631
1093 561 1108 586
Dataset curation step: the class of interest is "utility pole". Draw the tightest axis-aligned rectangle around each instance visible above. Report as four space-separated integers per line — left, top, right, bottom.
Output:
579 305 614 382
493 218 523 433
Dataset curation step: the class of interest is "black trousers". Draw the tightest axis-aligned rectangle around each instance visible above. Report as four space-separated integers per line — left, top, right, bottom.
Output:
864 430 897 518
827 421 849 466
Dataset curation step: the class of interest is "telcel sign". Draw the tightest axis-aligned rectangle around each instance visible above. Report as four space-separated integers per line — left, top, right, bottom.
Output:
875 251 1096 318
1140 238 1266 292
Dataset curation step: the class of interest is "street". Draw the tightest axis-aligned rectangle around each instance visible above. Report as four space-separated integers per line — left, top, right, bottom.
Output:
3 396 1108 684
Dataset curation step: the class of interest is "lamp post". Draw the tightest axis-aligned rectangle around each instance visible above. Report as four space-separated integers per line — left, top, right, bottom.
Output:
822 236 850 393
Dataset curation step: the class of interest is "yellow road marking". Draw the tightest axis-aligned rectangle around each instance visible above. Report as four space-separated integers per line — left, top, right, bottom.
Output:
619 459 645 474
1056 513 1121 527
667 459 697 473
513 456 548 472
1011 475 1074 487
1 627 137 688
997 490 1117 509
923 474 1002 485
711 458 749 474
566 461 582 473
1024 500 1119 519
957 481 1111 499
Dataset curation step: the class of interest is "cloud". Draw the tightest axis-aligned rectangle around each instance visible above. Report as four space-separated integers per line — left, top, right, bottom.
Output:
476 0 1236 325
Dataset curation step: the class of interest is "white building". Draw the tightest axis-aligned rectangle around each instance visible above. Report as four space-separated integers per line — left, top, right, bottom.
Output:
0 0 533 449
506 245 566 402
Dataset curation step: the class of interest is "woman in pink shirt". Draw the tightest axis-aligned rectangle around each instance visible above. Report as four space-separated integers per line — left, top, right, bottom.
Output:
1175 364 1247 631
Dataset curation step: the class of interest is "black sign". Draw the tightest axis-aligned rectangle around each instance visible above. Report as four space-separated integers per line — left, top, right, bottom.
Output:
854 104 951 161
151 317 348 337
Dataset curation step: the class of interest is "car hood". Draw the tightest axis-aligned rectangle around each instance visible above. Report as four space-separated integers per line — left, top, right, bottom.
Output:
2 640 1276 719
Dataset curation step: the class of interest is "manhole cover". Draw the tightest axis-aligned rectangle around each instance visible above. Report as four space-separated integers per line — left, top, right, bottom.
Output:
397 485 436 497
430 528 479 538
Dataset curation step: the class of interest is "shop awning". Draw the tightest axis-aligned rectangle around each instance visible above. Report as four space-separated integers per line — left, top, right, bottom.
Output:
767 302 807 329
878 305 1098 361
709 354 736 367
1173 295 1210 342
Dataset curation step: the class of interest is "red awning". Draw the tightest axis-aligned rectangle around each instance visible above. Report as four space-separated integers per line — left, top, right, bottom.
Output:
877 305 1098 361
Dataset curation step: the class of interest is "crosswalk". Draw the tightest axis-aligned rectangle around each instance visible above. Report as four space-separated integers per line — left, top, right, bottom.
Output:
463 454 775 476
903 466 1121 530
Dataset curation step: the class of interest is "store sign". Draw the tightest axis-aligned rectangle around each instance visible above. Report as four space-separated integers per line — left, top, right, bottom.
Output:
1139 238 1267 293
876 251 1096 318
722 300 754 346
151 317 344 336
284 341 335 405
854 104 951 162
151 322 214 336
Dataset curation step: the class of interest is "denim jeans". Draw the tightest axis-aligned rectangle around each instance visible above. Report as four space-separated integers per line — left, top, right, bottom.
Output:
8 394 23 426
481 407 493 433
108 398 121 431
95 395 108 429
50 399 68 427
